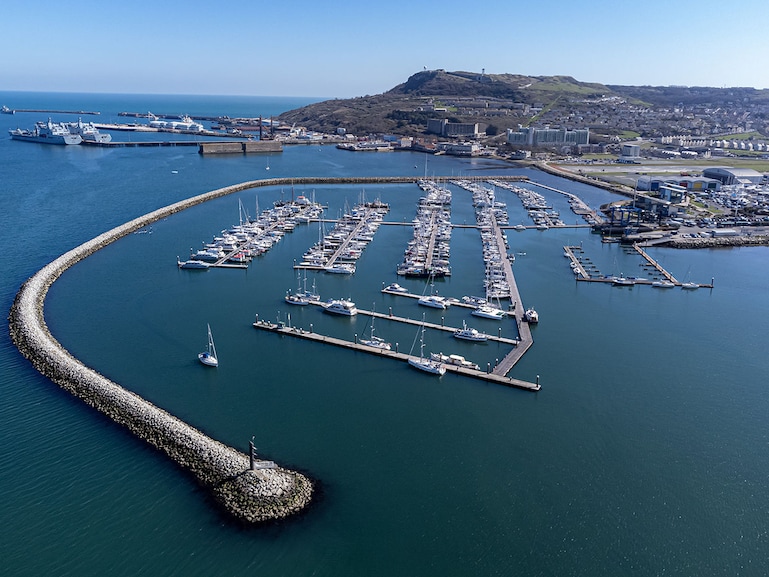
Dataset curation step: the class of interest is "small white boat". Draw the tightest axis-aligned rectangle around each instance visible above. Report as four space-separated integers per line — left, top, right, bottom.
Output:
324 299 358 316
524 308 539 323
462 295 488 307
383 282 409 293
324 263 355 274
612 276 636 286
471 304 506 319
198 324 218 367
453 321 488 342
418 295 449 309
285 290 310 305
430 353 479 370
177 257 210 270
285 272 310 305
652 280 675 288
681 282 699 290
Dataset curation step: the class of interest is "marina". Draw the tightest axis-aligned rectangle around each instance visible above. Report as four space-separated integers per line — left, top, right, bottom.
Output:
2 91 764 577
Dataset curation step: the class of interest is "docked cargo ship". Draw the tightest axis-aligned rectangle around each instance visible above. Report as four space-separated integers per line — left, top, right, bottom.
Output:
9 119 82 145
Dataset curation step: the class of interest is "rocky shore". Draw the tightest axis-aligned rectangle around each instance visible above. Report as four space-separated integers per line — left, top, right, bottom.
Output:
662 234 769 249
7 179 318 524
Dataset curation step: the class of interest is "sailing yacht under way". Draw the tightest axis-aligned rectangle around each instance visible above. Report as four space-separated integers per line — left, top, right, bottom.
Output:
198 324 219 367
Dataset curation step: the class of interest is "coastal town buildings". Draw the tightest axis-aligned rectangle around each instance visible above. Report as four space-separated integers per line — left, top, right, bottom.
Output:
506 125 590 147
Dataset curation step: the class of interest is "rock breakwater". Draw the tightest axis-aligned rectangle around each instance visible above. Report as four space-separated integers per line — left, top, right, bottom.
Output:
8 174 533 523
663 234 769 249
7 180 318 523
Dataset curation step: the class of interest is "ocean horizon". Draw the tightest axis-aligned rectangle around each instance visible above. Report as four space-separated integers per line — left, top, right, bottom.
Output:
1 92 768 577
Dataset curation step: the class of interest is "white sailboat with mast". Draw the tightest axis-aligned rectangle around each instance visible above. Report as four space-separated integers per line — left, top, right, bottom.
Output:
198 324 219 367
408 315 446 375
360 305 391 350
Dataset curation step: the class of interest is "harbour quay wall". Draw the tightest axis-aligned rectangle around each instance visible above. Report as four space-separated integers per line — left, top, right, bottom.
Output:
7 174 529 523
199 140 283 155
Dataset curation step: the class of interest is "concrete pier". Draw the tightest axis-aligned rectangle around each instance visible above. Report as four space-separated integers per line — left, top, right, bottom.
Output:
253 319 539 392
199 141 282 154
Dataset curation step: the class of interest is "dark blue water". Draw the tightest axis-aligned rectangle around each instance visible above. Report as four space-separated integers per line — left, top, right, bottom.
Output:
1 92 768 576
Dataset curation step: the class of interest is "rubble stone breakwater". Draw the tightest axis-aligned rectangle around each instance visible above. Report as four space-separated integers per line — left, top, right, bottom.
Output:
663 234 769 249
9 174 533 522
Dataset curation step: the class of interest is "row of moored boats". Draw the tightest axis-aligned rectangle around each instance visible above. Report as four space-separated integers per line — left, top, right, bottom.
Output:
298 196 389 275
396 180 452 278
178 197 324 269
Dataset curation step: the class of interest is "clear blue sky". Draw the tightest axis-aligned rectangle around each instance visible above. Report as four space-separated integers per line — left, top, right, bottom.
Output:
3 0 768 97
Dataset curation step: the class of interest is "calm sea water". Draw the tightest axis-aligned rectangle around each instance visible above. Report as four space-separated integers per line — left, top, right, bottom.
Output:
1 92 768 577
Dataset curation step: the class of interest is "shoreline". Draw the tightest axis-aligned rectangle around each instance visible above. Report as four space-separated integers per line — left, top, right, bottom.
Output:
530 160 769 248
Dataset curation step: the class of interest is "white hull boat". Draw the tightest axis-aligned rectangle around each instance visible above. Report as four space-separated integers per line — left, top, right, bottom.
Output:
198 324 219 367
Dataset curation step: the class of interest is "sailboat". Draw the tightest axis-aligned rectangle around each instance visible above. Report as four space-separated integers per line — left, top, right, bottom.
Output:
285 270 310 305
408 316 445 375
680 266 699 290
360 306 391 350
301 273 321 302
198 324 219 367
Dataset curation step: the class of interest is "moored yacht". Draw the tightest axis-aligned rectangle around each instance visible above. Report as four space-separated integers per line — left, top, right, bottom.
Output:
383 282 409 293
471 304 507 319
524 308 539 323
285 289 310 305
360 315 391 350
408 322 445 376
177 257 210 270
453 321 488 342
418 294 449 309
324 263 356 274
324 299 358 316
430 353 480 370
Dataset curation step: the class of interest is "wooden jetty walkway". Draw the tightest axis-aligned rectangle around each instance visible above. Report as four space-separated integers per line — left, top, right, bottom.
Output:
563 243 713 288
563 245 590 279
526 180 605 224
355 308 519 345
487 215 535 376
251 318 539 392
631 243 678 283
